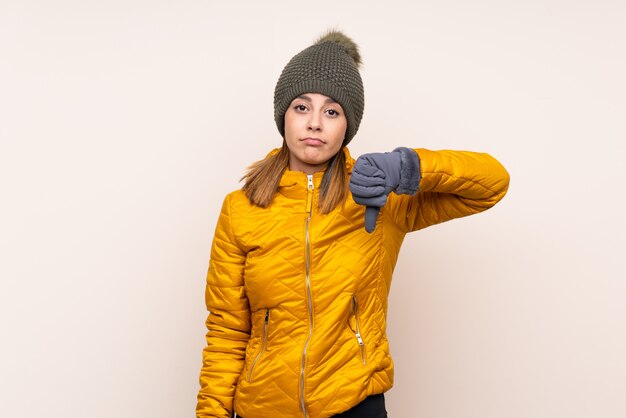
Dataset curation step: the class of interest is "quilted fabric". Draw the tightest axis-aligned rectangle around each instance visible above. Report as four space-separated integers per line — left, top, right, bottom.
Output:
197 147 510 418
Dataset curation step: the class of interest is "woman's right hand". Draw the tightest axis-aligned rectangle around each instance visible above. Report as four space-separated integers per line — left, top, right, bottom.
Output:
349 148 421 233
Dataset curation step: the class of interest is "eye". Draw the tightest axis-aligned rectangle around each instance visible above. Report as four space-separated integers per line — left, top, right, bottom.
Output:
326 108 341 117
294 104 308 112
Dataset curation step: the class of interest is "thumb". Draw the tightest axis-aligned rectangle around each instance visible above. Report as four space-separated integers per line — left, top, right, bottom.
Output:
365 206 380 233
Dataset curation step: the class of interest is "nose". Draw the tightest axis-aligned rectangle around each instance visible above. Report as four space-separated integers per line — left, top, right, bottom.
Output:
307 112 322 131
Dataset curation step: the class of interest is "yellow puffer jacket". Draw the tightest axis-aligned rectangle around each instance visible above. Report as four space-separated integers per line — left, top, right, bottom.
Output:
197 147 509 418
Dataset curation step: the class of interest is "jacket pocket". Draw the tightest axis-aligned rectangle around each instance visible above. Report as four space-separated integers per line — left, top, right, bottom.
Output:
350 295 367 365
247 308 270 382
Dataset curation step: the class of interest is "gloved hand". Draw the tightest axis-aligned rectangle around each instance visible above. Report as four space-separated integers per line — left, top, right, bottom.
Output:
349 147 421 233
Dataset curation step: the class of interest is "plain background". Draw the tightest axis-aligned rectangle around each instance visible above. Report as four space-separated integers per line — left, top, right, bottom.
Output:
2 0 625 417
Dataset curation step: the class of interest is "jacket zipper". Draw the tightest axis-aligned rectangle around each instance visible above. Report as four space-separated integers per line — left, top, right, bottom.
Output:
300 174 315 418
352 295 366 365
247 308 270 382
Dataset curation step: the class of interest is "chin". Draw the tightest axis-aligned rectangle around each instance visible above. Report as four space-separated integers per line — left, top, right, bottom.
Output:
300 152 330 164
306 156 332 165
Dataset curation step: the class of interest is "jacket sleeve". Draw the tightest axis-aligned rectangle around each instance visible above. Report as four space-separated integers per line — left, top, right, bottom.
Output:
386 148 510 233
197 194 250 418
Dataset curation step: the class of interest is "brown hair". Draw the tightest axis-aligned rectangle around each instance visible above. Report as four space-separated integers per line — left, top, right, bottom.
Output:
241 142 349 214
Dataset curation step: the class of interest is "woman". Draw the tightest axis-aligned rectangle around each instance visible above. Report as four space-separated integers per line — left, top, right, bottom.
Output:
197 31 510 418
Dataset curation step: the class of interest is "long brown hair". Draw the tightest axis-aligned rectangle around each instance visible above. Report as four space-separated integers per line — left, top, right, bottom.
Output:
241 142 349 214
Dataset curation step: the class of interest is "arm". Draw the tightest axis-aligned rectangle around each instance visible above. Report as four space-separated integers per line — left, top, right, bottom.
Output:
350 147 510 233
386 148 510 232
197 194 250 418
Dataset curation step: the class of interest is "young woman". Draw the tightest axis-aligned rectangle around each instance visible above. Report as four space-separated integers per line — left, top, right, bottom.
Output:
197 31 510 418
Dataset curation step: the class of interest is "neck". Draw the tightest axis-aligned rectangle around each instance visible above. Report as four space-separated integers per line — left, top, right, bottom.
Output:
288 161 328 175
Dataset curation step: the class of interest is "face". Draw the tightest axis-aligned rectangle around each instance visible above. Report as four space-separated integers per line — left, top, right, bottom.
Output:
283 93 348 174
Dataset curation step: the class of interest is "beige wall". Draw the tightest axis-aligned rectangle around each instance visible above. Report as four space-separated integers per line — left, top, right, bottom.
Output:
2 0 625 417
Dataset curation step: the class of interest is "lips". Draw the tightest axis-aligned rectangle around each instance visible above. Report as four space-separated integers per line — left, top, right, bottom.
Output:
302 137 325 146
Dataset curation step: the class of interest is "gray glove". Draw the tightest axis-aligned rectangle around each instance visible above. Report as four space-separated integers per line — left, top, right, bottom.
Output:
349 147 421 233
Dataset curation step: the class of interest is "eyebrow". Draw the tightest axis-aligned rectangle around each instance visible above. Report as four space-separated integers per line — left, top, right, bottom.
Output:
296 94 337 104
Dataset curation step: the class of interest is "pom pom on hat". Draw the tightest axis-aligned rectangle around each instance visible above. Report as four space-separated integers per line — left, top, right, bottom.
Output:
315 30 362 68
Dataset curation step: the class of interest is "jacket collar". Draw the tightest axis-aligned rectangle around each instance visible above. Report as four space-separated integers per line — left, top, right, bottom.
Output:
268 147 354 199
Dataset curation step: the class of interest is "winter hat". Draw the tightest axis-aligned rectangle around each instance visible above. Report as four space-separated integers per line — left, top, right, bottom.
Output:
273 30 364 145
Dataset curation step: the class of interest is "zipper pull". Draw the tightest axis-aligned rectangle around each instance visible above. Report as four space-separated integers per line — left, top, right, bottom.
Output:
264 309 270 323
355 332 364 346
306 174 314 215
